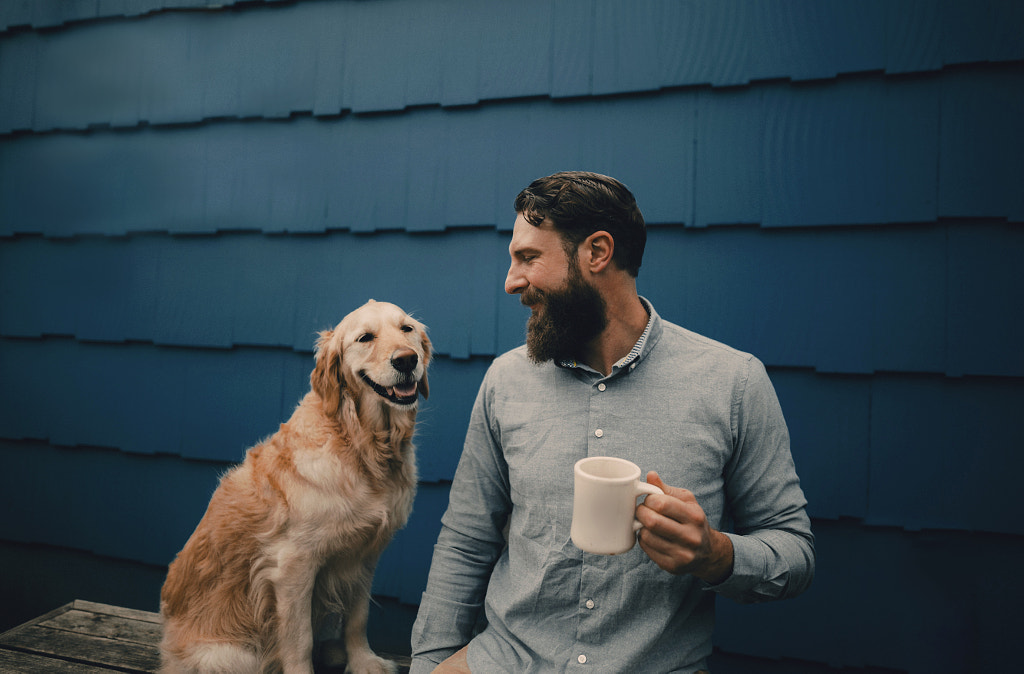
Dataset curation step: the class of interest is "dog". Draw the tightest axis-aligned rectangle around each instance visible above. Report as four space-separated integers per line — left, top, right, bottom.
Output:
159 300 431 674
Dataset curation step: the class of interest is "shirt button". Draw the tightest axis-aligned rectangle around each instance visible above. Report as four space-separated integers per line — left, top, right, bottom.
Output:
597 383 606 392
585 599 595 609
578 654 587 664
594 429 604 438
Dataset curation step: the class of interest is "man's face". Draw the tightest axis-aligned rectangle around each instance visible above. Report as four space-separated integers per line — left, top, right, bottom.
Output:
505 214 608 363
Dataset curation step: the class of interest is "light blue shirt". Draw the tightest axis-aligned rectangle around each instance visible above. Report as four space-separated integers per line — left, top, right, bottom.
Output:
411 301 814 673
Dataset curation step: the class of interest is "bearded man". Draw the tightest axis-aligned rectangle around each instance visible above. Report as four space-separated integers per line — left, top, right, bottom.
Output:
410 172 815 674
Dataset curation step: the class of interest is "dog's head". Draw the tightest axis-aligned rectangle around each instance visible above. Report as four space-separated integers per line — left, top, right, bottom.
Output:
312 300 431 418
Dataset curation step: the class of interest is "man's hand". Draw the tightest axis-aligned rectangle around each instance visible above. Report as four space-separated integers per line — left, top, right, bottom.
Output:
635 471 734 584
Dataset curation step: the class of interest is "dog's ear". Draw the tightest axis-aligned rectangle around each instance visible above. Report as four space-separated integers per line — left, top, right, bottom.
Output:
312 329 343 417
418 329 432 400
419 371 430 400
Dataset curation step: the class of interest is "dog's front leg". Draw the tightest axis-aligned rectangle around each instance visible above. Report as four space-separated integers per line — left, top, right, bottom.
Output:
272 549 318 674
343 559 397 674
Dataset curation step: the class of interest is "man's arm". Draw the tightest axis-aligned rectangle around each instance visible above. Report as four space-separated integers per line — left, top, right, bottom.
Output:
409 378 511 673
638 356 815 603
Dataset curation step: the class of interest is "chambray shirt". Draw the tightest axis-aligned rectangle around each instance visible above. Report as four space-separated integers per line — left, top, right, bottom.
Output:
411 301 814 673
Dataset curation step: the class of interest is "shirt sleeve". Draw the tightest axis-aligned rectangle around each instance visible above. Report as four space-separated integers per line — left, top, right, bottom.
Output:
410 371 512 672
710 356 816 604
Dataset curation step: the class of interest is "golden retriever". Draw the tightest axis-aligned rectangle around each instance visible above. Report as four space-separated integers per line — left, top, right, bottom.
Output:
159 300 431 674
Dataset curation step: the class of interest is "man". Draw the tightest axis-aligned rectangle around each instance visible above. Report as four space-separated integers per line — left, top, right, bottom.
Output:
411 172 814 673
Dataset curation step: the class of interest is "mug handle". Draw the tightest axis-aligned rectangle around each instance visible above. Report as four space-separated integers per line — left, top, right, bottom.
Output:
632 481 664 532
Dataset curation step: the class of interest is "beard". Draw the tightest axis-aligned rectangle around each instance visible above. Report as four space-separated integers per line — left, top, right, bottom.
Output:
522 262 608 365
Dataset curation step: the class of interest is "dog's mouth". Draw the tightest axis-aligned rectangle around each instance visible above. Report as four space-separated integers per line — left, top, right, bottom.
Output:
359 372 421 406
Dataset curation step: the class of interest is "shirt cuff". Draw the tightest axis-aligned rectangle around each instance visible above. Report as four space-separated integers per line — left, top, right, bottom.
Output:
410 592 482 670
702 533 766 601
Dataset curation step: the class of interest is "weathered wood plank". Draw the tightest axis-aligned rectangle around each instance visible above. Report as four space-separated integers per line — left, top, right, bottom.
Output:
70 600 162 625
0 647 124 673
0 624 160 672
1 601 410 673
41 608 162 646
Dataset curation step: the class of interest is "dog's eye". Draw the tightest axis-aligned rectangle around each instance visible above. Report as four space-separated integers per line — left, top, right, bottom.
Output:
357 333 375 343
401 325 414 333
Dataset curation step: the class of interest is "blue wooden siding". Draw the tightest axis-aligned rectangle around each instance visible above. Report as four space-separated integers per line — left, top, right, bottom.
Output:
3 0 1023 127
2 1 1022 671
3 70 1023 235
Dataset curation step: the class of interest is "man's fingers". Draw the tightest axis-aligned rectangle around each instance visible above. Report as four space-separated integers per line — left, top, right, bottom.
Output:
638 480 700 528
638 504 704 547
637 524 700 572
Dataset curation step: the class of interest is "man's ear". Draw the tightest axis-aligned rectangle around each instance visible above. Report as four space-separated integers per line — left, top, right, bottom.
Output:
311 329 343 417
581 230 615 274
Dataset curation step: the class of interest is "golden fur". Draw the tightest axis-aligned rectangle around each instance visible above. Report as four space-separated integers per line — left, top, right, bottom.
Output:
159 300 431 674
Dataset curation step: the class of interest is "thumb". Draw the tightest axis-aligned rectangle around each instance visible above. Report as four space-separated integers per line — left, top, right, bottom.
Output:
645 470 692 502
646 470 667 492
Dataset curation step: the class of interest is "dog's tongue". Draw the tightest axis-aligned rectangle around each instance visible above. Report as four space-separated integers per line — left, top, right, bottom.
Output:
391 382 418 398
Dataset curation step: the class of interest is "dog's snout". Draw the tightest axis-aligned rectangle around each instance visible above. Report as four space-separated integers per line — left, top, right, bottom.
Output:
391 349 418 373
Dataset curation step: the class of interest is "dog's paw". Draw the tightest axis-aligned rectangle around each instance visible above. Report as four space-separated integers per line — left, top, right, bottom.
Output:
344 650 398 674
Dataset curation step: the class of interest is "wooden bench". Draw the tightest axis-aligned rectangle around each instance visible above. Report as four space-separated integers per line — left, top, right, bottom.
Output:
0 600 412 673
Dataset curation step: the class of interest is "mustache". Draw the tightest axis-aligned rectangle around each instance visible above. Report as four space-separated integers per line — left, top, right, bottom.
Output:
520 287 544 307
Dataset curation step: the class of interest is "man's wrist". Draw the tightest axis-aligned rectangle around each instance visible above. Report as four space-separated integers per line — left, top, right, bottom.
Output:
697 530 735 585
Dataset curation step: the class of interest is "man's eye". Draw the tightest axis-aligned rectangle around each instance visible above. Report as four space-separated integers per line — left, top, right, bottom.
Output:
357 333 375 343
401 325 414 333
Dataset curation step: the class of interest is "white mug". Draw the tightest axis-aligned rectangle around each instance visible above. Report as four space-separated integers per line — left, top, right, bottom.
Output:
570 456 663 555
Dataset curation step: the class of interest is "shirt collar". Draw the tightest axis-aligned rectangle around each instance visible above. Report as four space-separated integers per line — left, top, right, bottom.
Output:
557 297 658 374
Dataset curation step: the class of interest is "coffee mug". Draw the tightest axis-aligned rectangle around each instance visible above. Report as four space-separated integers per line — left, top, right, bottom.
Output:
570 456 663 555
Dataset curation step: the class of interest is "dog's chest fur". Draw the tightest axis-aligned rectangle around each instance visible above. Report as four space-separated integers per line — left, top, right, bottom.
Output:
249 423 417 562
295 449 415 556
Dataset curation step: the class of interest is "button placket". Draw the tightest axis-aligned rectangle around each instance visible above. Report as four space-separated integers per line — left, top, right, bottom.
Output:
590 378 609 446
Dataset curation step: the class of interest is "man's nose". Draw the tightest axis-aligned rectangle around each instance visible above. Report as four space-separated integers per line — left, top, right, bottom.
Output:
505 263 526 295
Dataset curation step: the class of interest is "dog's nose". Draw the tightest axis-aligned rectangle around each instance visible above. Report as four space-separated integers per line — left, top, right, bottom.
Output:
391 349 418 373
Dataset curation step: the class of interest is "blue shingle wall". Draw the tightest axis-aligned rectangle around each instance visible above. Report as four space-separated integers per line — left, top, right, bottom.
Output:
3 68 1023 235
3 0 1023 128
1 1 1022 671
3 223 1021 376
714 519 1024 671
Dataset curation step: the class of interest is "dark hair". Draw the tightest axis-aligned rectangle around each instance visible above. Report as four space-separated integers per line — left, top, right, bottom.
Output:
513 171 646 277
